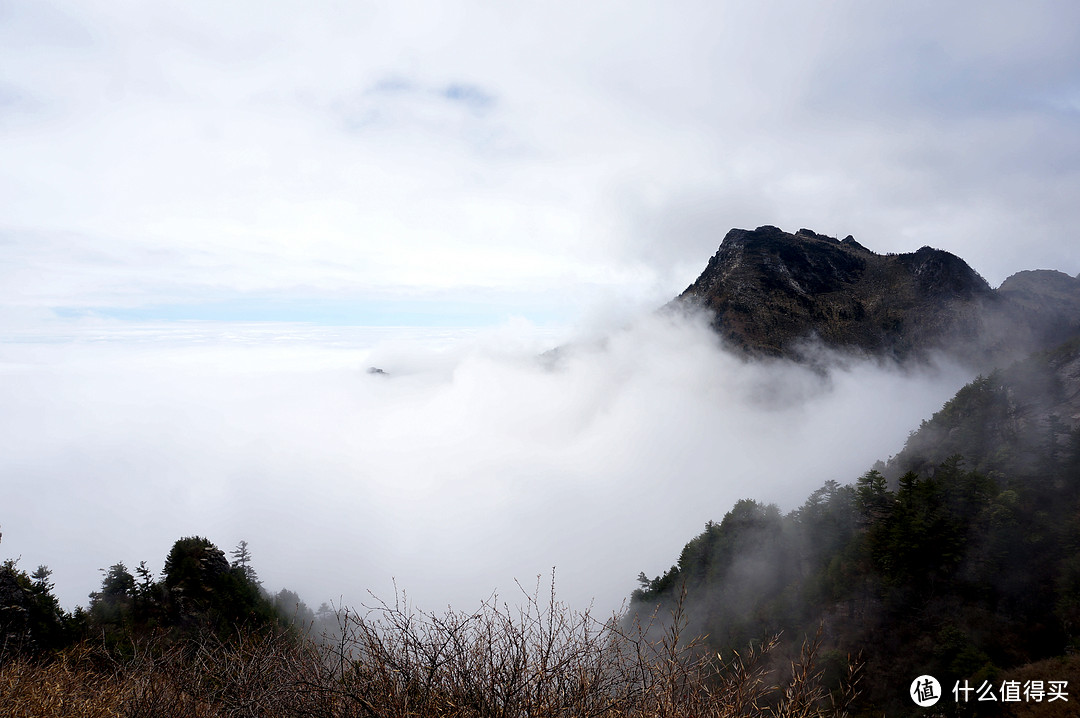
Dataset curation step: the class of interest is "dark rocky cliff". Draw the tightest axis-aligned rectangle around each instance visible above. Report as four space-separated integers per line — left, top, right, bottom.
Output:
675 225 1080 366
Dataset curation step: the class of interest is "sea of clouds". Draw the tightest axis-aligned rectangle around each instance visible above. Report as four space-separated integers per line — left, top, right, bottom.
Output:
0 310 973 614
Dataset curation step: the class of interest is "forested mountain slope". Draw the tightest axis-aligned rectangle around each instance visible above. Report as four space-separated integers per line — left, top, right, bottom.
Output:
630 337 1080 715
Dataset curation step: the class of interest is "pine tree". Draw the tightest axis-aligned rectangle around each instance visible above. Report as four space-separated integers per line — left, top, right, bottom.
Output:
30 565 53 594
230 540 259 585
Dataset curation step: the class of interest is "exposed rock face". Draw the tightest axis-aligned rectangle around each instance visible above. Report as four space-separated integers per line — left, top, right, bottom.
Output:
676 225 1080 366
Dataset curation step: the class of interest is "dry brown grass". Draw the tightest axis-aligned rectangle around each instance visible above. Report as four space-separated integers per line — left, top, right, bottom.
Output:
0 582 860 718
1 646 126 718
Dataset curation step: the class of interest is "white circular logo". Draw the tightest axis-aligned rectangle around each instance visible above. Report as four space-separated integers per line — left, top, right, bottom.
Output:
911 675 941 707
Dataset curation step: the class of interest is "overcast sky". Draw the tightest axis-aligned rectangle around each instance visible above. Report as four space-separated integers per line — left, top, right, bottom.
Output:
2 1 1079 611
3 0 1079 327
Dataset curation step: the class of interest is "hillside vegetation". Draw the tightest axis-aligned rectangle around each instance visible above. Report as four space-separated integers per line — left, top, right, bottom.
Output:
1 538 860 717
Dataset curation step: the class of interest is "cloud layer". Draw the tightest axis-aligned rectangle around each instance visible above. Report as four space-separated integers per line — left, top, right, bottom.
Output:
0 314 972 612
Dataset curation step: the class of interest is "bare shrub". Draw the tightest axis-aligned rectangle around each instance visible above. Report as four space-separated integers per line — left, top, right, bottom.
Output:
313 574 860 717
0 577 860 717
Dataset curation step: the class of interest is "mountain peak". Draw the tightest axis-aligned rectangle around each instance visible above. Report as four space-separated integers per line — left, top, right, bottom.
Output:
675 226 1067 364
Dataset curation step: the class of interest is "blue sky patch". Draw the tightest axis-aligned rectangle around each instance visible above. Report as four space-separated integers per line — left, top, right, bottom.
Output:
442 83 495 110
55 296 568 327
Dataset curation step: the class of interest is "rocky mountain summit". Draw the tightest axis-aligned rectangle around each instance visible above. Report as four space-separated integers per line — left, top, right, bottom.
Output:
676 225 1080 366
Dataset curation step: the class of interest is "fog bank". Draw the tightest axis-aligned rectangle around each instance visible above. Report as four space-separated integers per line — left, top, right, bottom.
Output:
0 311 972 613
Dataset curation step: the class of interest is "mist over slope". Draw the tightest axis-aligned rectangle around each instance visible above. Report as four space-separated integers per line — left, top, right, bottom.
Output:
630 306 1080 713
887 334 1080 480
